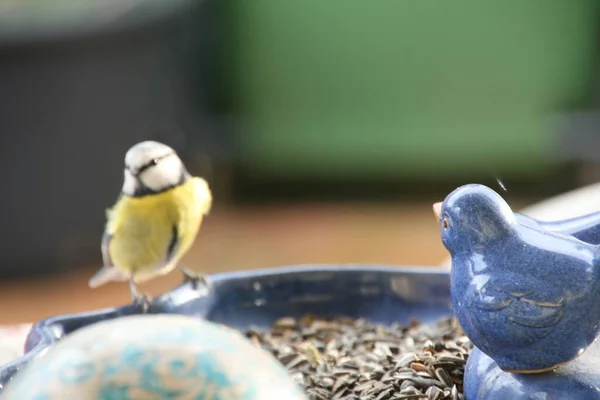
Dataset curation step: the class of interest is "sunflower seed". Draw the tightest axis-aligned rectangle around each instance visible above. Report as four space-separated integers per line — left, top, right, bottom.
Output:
245 315 471 399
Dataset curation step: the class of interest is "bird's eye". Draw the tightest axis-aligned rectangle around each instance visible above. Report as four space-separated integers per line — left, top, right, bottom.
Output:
443 217 450 230
152 158 160 165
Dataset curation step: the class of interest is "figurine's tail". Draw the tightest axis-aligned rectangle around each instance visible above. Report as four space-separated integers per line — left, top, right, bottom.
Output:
593 245 600 264
591 247 600 283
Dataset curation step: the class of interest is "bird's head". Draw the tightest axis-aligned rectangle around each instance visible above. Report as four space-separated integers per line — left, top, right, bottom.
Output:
433 184 516 255
122 141 189 197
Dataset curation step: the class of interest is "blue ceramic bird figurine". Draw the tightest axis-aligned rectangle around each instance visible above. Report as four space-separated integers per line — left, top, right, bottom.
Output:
434 184 600 373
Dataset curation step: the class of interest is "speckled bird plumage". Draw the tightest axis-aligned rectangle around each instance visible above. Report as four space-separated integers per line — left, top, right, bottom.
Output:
88 141 212 300
436 184 600 373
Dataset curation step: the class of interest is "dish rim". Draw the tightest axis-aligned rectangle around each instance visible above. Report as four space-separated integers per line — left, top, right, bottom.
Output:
0 263 450 390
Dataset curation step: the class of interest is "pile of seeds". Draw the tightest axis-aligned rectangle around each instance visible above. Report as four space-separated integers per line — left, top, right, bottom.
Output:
245 315 472 400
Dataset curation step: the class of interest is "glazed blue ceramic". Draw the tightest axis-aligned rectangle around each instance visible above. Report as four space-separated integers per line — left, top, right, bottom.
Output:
436 184 600 373
516 210 600 244
0 264 452 393
464 342 600 399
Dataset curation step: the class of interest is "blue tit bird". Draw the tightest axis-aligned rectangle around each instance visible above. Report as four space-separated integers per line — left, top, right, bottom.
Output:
434 184 600 373
88 141 212 308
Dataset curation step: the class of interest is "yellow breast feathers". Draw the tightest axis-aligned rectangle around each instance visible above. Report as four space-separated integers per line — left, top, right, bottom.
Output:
104 177 211 281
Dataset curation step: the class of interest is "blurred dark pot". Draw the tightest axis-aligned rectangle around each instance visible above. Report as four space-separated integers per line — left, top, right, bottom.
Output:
0 0 215 278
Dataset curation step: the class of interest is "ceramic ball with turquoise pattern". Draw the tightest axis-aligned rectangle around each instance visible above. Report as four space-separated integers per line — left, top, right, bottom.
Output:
2 314 307 400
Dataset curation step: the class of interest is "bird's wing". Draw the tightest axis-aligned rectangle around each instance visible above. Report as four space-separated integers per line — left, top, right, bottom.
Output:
164 224 180 264
101 231 114 267
151 179 210 272
89 232 128 288
89 209 129 288
100 206 118 268
472 280 566 345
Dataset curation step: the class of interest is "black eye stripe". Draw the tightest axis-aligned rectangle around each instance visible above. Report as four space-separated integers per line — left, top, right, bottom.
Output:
128 152 174 175
137 159 159 175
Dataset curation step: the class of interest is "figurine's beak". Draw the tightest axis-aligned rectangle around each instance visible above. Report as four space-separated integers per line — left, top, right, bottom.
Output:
433 202 442 221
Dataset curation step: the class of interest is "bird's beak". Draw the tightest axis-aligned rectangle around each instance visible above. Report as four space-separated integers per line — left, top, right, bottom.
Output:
433 202 442 221
125 167 140 177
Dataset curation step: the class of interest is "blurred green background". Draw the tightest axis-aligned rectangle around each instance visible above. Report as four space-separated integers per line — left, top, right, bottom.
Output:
219 0 598 183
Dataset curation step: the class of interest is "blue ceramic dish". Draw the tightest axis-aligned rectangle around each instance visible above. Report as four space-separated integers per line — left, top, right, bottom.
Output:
3 263 600 399
0 264 452 393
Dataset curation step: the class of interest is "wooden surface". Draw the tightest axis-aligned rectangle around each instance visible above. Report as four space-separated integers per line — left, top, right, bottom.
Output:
1 202 457 324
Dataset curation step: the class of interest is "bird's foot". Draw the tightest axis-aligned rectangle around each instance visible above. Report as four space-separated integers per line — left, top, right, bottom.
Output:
132 292 153 313
129 278 152 313
178 266 211 292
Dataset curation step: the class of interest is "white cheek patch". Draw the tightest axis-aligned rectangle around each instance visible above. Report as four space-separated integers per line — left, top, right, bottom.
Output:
139 155 183 192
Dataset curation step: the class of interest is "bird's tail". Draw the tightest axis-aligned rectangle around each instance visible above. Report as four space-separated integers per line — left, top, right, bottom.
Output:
88 266 128 288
